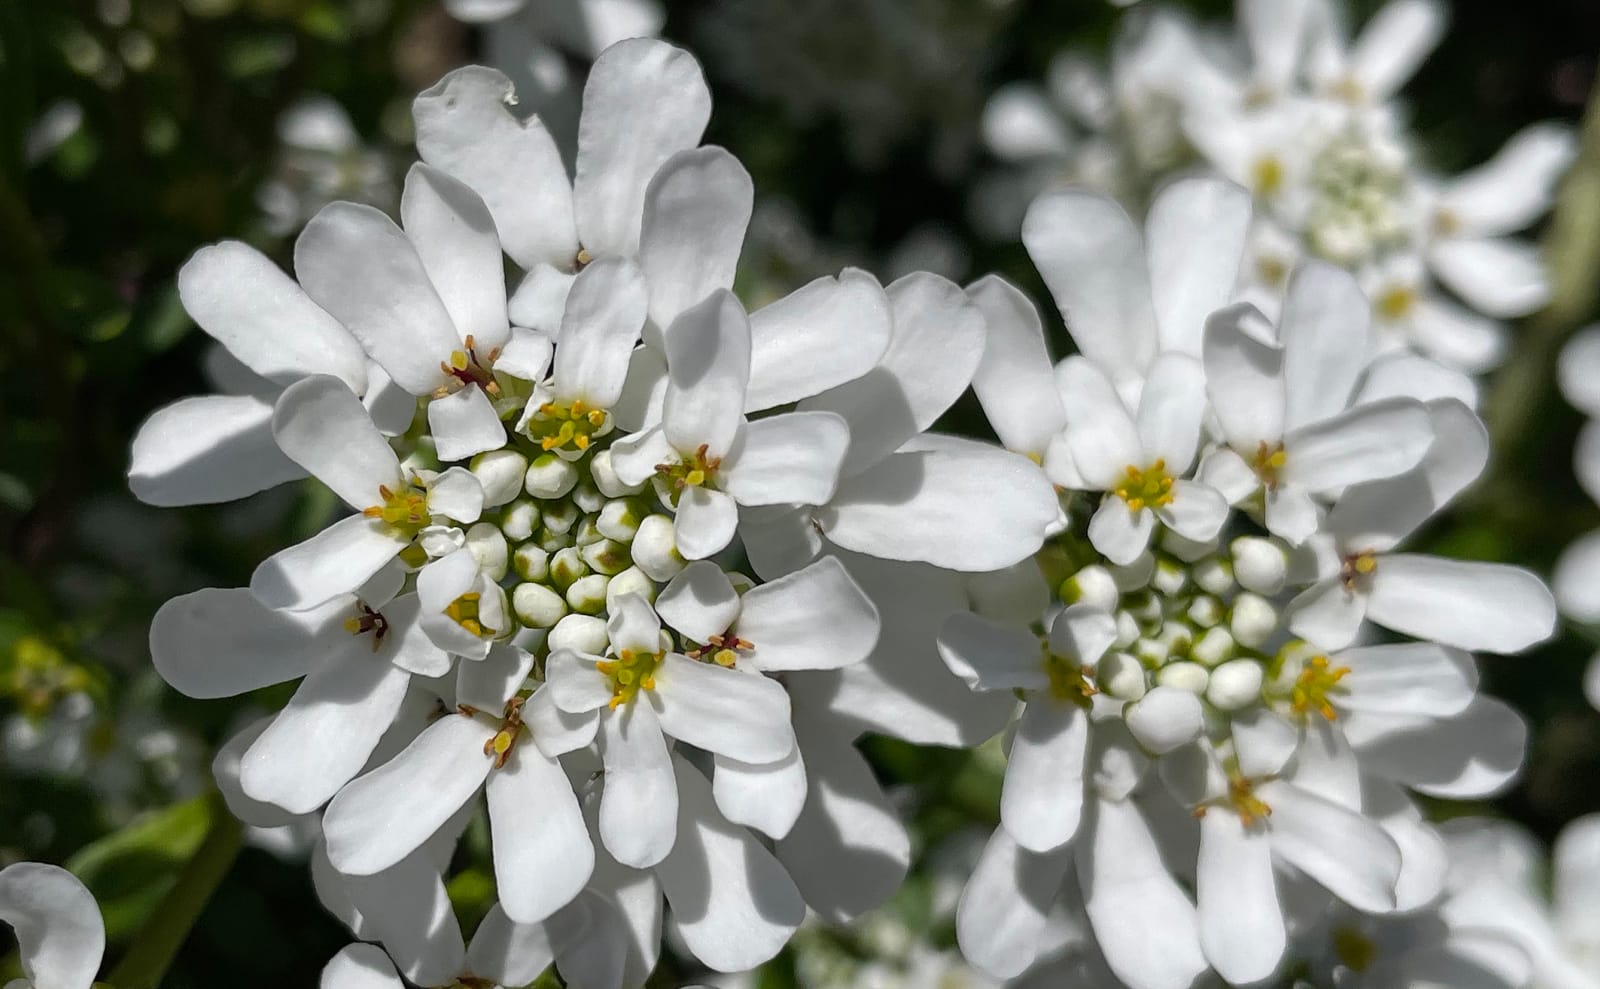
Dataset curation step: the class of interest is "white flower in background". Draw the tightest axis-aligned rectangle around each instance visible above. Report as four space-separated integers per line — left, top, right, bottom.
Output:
257 95 397 239
1554 324 1600 709
0 862 105 989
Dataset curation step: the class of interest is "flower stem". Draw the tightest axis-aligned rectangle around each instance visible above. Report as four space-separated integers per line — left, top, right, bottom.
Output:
105 793 244 989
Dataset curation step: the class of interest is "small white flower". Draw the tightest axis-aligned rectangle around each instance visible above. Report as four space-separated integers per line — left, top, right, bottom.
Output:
0 862 105 989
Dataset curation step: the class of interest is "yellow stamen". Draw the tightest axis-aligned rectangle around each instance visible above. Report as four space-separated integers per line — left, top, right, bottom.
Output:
1340 550 1379 589
1375 285 1416 321
1252 155 1285 197
363 481 429 537
1250 440 1288 490
598 647 664 709
1290 655 1351 722
1113 460 1175 512
445 592 496 638
527 400 610 453
657 443 723 491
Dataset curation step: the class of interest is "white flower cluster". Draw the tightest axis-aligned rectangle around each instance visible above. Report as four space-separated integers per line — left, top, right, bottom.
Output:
980 0 1576 376
1553 325 1600 710
943 178 1556 988
129 39 1059 987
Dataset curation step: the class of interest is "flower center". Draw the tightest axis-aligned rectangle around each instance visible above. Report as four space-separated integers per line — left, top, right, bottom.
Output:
658 443 723 491
1304 131 1409 266
481 696 525 770
1042 647 1097 707
1113 459 1175 512
1375 284 1416 321
1225 773 1273 827
1250 441 1288 490
1251 154 1285 198
446 591 496 638
526 399 609 453
1339 550 1378 590
342 600 389 651
363 480 429 536
1289 655 1350 722
435 334 502 399
597 647 663 709
686 630 754 668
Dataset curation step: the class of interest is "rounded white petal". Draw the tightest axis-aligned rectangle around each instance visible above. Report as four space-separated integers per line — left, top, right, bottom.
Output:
1145 177 1252 357
639 146 752 331
661 289 750 458
400 163 509 352
1280 261 1372 430
1441 123 1576 236
1057 356 1142 489
320 943 403 989
1348 0 1445 100
599 701 678 868
967 273 1064 457
673 486 739 560
1554 530 1600 622
1257 780 1401 913
1197 812 1284 984
745 269 892 412
273 375 404 509
250 514 408 613
428 385 506 463
554 257 648 409
651 654 793 763
1283 398 1434 493
936 611 1048 693
736 555 879 672
654 561 741 645
1336 642 1476 717
712 747 807 840
0 863 104 989
1202 303 1285 451
1366 554 1556 653
487 746 594 925
1136 352 1208 471
721 411 848 508
129 394 306 507
1088 498 1156 567
955 828 1073 979
1002 701 1088 853
1429 238 1550 319
150 587 332 698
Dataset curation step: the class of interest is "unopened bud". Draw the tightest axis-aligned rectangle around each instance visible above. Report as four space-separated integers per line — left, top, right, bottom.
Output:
591 449 645 498
1060 564 1119 611
633 515 685 581
606 567 657 610
1190 626 1235 666
1193 556 1234 596
1206 659 1264 711
581 538 630 576
513 582 567 628
549 614 608 655
525 453 579 499
1125 685 1203 753
1160 528 1217 562
597 498 646 543
1186 595 1223 629
1157 661 1209 694
1151 557 1187 596
541 498 580 535
1232 536 1287 595
566 574 611 615
1229 592 1278 648
550 546 589 590
500 500 540 542
1114 610 1141 648
537 526 573 553
573 518 605 547
471 449 528 508
1157 621 1193 658
1109 552 1155 592
571 481 604 515
513 544 549 582
1098 651 1147 701
465 522 509 581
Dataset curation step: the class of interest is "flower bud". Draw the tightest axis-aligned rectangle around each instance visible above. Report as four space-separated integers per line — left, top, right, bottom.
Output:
1232 536 1287 595
500 500 540 542
418 525 465 560
1206 659 1264 711
1157 661 1209 694
1160 526 1218 562
573 518 605 547
549 614 608 655
606 566 657 610
1109 552 1155 592
1229 592 1278 648
513 544 549 582
1151 557 1187 597
1125 685 1203 753
1192 556 1234 596
1186 595 1223 629
1190 626 1235 667
1123 590 1163 633
537 526 573 553
471 449 529 508
550 546 589 591
597 498 646 543
1133 636 1169 668
1060 564 1119 611
591 449 645 498
525 453 579 499
1098 650 1147 701
513 582 567 628
1157 621 1193 657
581 538 630 576
572 480 604 515
633 515 685 581
541 498 580 535
1114 611 1141 648
465 522 509 582
566 574 611 615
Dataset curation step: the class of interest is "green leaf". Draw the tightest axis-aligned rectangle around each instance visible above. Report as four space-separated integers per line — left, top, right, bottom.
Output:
65 794 213 943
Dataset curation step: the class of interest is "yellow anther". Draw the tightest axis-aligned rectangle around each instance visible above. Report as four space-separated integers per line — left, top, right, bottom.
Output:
363 481 429 537
481 696 526 769
1112 459 1175 513
1375 285 1416 321
1195 773 1274 828
599 648 664 709
435 334 501 398
574 247 593 270
1250 440 1289 490
657 443 722 492
1256 254 1289 288
1340 550 1379 589
1252 155 1285 197
713 649 738 667
445 592 495 638
527 400 609 453
1290 655 1351 722
687 631 756 667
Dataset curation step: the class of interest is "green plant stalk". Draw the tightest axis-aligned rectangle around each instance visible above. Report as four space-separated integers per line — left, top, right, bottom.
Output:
105 793 244 989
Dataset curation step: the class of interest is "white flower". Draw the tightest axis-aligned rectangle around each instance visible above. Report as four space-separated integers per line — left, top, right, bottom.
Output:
1554 325 1600 710
0 862 105 989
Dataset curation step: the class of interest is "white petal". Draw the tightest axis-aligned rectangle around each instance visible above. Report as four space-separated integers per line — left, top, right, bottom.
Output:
721 411 848 507
1145 177 1252 357
737 555 878 672
129 394 306 507
1241 0 1313 89
273 375 404 509
639 146 752 330
599 701 678 868
1003 701 1088 853
655 756 804 972
487 745 593 924
464 903 557 987
554 257 648 409
241 651 412 814
251 514 407 612
1280 261 1371 429
1203 303 1285 450
494 328 554 382
1441 123 1576 236
712 747 806 840
799 272 985 475
652 654 793 763
1077 798 1207 989
936 611 1048 693
673 486 738 560
0 863 104 989
1022 190 1157 384
423 466 484 525
1409 295 1509 373
1160 480 1230 544
607 592 662 655
967 274 1064 457
546 651 614 714
295 203 460 395
1259 780 1401 912
1232 708 1301 780
980 83 1071 161
745 269 892 412
1554 530 1600 622
338 851 466 985
654 561 741 645
323 714 492 875
427 385 506 463
523 685 599 758
1197 446 1259 505
1287 578 1368 651
456 641 534 712
606 424 675 487
1283 397 1433 492
661 289 750 457
1336 642 1476 717
320 944 403 989
400 163 509 352
1355 696 1526 799
1057 357 1143 489
1197 812 1284 985
1348 0 1444 100
508 265 576 335
412 66 577 271
178 240 366 391
955 828 1073 979
776 711 910 923
574 39 710 258
150 587 332 698
1136 352 1207 470
1429 237 1550 319
1088 499 1155 566
1366 554 1556 653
